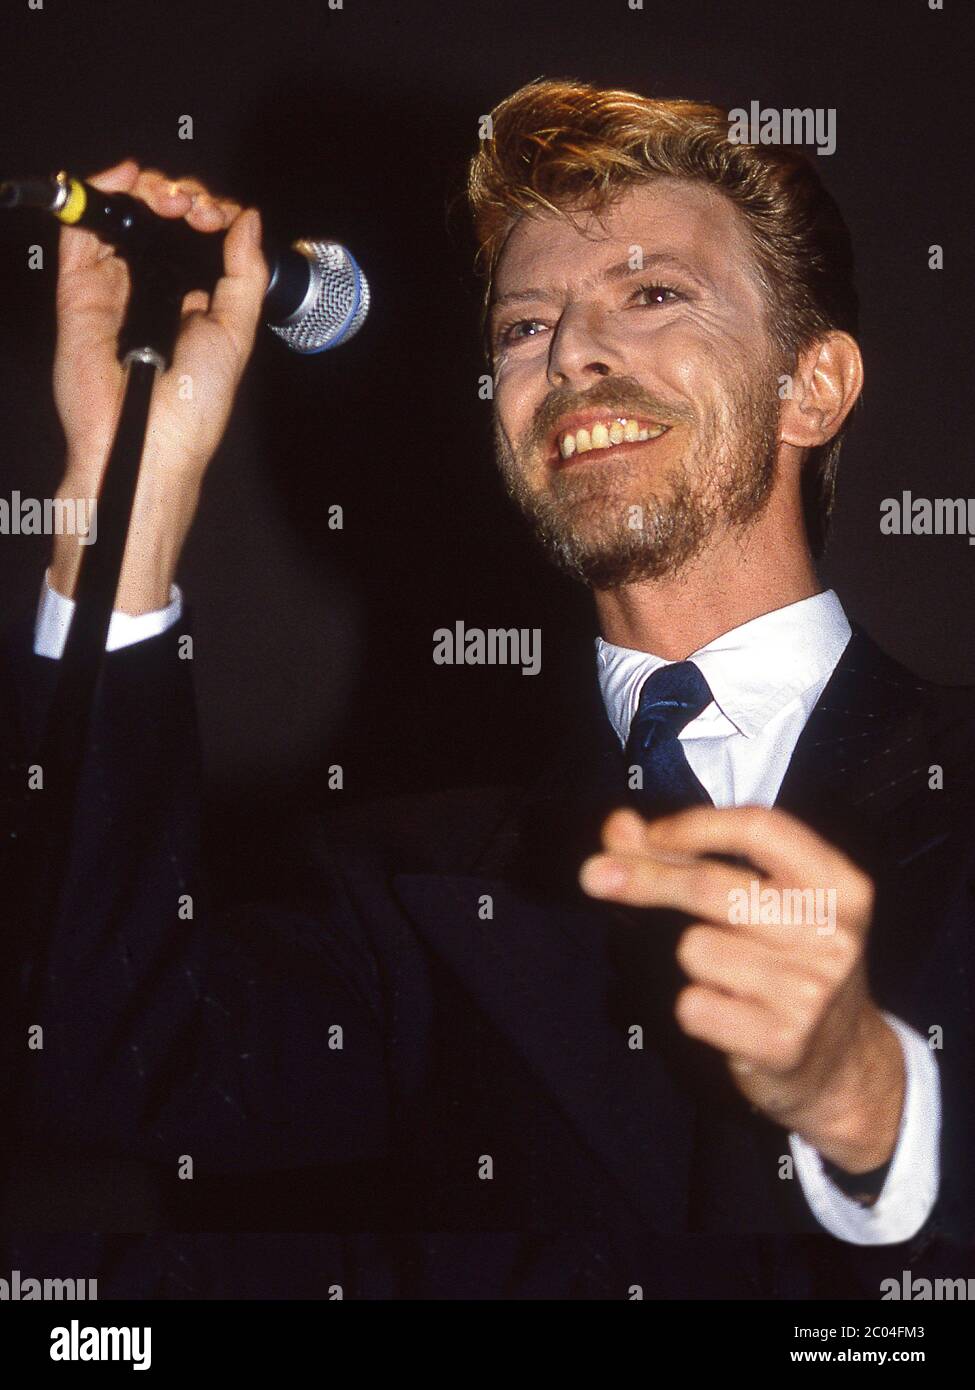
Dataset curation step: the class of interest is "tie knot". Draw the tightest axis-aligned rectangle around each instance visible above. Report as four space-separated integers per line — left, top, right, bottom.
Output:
629 661 712 744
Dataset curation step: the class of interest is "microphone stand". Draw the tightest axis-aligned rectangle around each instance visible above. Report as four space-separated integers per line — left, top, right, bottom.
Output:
37 245 191 925
2 243 207 1222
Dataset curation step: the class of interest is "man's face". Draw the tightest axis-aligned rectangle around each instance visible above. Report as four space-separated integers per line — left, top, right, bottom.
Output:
488 179 788 588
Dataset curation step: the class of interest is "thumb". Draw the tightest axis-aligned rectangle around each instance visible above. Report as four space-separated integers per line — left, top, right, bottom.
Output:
58 158 140 276
209 207 269 356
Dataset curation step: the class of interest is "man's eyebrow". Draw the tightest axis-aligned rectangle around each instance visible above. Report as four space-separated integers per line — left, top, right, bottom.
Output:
489 253 714 313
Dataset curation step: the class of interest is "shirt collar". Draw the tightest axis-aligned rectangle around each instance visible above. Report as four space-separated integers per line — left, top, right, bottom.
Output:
595 589 852 745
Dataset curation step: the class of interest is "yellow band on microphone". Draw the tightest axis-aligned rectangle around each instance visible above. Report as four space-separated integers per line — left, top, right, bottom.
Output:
54 176 87 225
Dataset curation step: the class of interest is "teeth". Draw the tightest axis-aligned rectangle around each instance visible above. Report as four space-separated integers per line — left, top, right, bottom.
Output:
557 418 668 459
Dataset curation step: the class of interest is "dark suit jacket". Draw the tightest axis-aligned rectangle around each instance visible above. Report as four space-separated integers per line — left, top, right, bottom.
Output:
2 608 974 1299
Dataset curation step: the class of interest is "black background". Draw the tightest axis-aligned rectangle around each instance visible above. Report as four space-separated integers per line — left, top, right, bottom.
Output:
1 0 972 852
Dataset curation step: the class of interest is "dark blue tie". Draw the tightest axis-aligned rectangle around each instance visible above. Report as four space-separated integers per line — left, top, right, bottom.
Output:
623 661 714 816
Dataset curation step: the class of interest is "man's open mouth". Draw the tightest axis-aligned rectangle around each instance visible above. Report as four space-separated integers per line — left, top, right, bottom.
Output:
552 416 671 464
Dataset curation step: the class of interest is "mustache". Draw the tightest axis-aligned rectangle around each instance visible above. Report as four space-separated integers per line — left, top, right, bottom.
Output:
525 376 695 454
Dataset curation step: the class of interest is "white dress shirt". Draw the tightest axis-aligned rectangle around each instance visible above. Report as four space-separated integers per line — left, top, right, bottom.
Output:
596 589 939 1244
35 575 940 1244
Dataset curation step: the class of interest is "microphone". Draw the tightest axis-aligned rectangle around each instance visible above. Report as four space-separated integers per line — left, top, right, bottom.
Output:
0 170 369 354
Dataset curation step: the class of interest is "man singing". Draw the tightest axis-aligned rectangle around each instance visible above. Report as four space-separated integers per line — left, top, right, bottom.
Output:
4 79 972 1299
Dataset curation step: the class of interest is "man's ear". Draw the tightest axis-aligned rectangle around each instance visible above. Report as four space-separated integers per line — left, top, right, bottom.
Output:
779 332 864 449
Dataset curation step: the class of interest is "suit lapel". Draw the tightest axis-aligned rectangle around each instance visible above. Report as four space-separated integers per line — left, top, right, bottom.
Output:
774 624 947 863
392 656 703 1234
389 660 698 1231
391 871 695 1230
777 623 975 1010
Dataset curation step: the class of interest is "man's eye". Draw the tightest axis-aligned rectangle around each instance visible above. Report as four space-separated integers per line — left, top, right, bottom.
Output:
634 284 682 306
495 285 680 347
497 319 546 346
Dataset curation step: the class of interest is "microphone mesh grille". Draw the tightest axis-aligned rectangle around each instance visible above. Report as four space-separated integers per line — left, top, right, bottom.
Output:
269 239 370 354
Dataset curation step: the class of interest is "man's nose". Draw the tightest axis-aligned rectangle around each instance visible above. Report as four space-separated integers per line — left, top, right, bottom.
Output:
546 303 623 388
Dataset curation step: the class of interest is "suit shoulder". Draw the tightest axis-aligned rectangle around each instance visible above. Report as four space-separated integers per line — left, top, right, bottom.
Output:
852 629 975 816
852 623 975 728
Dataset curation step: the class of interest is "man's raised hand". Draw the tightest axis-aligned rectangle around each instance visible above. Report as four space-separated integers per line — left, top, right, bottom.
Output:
580 804 905 1173
50 159 268 612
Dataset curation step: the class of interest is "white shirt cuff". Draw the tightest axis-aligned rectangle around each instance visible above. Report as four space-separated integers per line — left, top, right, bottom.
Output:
789 1012 940 1245
33 567 183 658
